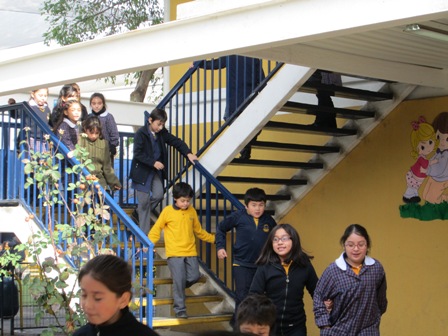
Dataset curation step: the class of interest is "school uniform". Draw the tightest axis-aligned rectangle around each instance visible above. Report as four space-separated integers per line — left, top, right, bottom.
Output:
313 253 387 336
216 209 276 317
79 137 121 189
90 109 119 157
130 118 192 235
251 260 318 336
73 307 159 336
149 204 215 315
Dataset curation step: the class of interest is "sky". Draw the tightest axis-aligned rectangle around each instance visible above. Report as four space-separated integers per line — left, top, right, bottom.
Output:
0 0 48 50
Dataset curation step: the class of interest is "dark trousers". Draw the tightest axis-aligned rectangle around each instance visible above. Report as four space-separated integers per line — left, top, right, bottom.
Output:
314 91 336 127
231 266 257 327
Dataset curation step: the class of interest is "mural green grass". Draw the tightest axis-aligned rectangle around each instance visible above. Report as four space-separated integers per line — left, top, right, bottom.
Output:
399 202 448 220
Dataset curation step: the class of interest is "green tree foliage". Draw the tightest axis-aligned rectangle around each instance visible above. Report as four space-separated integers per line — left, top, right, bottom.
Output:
41 0 164 102
41 0 163 45
0 130 118 335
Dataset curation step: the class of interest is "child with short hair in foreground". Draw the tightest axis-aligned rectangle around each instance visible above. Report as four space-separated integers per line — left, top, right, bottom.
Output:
73 254 159 336
236 293 277 336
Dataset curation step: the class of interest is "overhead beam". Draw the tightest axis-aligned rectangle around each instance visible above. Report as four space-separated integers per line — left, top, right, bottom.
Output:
1 0 448 94
245 44 448 88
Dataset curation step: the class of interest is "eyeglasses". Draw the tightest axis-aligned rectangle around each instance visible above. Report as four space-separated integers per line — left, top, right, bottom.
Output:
344 242 367 249
273 236 291 243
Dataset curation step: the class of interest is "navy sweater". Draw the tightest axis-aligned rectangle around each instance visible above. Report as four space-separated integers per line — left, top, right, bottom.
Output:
215 209 276 268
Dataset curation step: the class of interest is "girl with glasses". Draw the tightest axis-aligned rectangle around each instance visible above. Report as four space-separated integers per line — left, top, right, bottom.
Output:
313 224 388 335
250 224 318 336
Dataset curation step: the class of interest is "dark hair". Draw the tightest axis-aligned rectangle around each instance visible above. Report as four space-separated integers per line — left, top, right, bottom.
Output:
195 332 248 336
244 187 266 205
173 182 194 199
340 224 371 252
78 255 132 298
432 112 448 134
82 115 104 139
8 98 16 104
69 83 80 92
149 108 168 123
236 293 276 329
58 85 78 103
53 99 81 131
256 224 313 267
50 85 79 127
89 92 107 109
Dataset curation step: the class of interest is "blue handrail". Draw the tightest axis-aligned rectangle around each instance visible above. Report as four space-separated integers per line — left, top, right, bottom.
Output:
0 103 154 327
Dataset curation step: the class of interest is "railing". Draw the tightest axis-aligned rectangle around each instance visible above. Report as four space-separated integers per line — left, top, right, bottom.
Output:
0 55 281 320
111 55 282 293
158 56 282 156
192 161 244 293
150 56 282 291
0 103 154 326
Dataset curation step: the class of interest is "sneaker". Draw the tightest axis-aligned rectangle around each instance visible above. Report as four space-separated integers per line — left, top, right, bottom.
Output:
239 146 251 160
175 311 188 319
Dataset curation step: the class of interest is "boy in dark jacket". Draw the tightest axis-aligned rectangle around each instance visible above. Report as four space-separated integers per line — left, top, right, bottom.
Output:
215 187 277 326
130 108 197 235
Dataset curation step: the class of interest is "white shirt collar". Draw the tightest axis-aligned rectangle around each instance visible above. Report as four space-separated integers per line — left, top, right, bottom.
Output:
335 252 375 270
63 118 78 128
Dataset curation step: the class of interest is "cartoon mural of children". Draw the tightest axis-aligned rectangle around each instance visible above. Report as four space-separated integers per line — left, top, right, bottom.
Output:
422 112 448 204
402 116 437 203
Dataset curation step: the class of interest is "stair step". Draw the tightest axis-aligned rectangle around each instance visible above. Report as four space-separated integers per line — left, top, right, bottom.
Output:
201 193 290 202
217 176 307 186
282 101 376 119
265 121 357 137
149 313 233 328
300 82 393 101
230 158 324 169
251 140 340 154
153 259 167 266
152 295 223 306
134 259 167 267
153 276 207 286
196 207 275 217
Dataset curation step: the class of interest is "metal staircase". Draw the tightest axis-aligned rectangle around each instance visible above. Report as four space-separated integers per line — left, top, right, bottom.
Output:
213 70 417 219
147 59 418 332
0 58 419 333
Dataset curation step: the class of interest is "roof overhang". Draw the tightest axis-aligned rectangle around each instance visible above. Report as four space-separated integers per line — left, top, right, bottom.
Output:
1 0 448 95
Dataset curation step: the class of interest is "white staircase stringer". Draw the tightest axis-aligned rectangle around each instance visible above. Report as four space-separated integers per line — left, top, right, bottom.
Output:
273 83 418 220
199 64 316 177
0 202 79 303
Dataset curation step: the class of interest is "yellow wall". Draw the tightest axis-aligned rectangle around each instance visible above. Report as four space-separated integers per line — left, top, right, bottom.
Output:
282 96 448 336
168 2 448 334
169 1 193 84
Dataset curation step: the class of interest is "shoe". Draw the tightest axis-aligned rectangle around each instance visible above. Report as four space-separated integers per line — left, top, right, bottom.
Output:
186 274 206 288
175 311 188 319
239 146 251 160
402 196 421 204
310 121 337 128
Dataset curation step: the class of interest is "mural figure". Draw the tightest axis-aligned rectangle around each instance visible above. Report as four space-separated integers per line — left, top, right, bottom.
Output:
422 112 448 204
402 116 437 203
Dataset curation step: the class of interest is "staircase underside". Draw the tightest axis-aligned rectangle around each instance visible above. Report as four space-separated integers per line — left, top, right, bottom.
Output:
198 65 418 221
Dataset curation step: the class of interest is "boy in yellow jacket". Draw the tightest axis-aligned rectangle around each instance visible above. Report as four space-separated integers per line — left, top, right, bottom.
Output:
148 182 215 318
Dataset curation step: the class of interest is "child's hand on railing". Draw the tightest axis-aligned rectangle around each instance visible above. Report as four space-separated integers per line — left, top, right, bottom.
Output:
187 153 198 164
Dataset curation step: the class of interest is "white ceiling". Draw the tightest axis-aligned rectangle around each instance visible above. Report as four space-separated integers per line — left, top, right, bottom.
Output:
250 17 448 91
